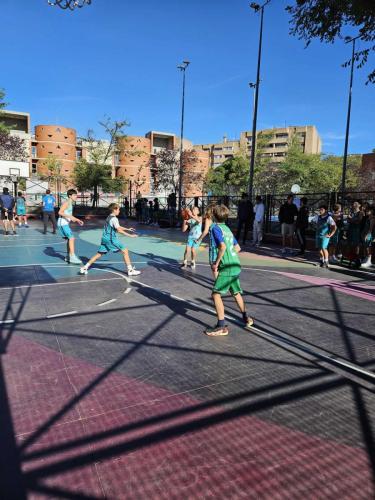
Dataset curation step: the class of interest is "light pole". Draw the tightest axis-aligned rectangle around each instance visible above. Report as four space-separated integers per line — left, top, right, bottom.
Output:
47 0 92 9
341 35 359 209
248 1 270 200
177 60 190 215
249 81 256 122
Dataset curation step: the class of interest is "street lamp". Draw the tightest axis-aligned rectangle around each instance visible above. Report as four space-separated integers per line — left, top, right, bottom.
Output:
177 60 190 214
47 0 92 10
341 35 360 208
248 1 271 200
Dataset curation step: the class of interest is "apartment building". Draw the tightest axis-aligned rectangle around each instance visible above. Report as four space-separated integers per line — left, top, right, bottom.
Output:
196 125 322 168
0 111 209 198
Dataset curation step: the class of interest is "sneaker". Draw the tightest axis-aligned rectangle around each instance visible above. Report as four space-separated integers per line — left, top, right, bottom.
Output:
204 325 229 336
180 261 188 269
361 259 372 269
24 224 29 228
319 260 324 267
18 223 22 227
331 255 338 263
13 231 18 236
244 316 254 329
64 255 69 263
4 231 9 237
324 262 329 269
190 261 196 269
69 254 83 265
127 267 141 276
79 265 89 275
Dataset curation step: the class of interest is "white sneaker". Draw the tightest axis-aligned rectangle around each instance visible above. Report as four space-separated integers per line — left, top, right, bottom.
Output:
128 267 141 276
191 261 196 269
361 259 372 268
80 266 88 275
18 223 22 227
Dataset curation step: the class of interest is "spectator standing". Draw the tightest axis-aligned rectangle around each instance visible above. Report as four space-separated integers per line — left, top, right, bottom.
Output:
329 204 344 262
361 205 374 268
236 193 253 244
252 195 264 247
148 200 154 224
123 197 130 218
296 197 309 256
153 198 160 225
278 194 298 254
41 189 57 234
0 187 17 236
347 201 363 258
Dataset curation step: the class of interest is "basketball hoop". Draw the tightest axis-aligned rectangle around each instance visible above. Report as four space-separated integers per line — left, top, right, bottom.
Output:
47 0 92 10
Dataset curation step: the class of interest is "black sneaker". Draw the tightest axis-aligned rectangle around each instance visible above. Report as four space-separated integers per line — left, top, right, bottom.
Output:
324 262 329 269
5 231 9 236
204 325 229 336
319 261 324 267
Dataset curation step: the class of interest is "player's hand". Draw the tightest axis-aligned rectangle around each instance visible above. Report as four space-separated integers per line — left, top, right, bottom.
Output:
128 233 138 238
77 219 84 226
127 227 136 232
211 263 218 272
324 235 330 238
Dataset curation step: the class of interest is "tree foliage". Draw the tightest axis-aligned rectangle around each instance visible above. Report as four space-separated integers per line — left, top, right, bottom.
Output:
73 118 129 206
152 148 201 195
287 1 375 84
0 130 27 162
0 89 10 133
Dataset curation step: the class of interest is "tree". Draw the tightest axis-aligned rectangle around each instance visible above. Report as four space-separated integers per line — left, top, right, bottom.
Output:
40 155 67 205
73 118 130 207
205 156 249 196
0 130 27 162
287 1 375 84
0 89 10 133
152 148 201 195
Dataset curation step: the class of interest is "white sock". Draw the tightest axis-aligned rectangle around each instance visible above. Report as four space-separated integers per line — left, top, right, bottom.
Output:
127 265 133 271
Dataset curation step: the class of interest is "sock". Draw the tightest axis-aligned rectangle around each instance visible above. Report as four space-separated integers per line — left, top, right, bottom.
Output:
127 265 133 271
217 319 225 328
325 258 329 263
242 312 248 321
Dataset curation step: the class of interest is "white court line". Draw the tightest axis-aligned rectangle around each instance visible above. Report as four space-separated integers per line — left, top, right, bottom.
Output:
0 261 148 269
47 310 78 319
0 277 123 291
0 319 15 324
97 298 117 307
124 288 132 294
0 242 65 248
126 275 375 384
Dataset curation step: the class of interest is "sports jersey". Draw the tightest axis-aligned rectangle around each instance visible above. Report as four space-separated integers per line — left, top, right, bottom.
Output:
16 196 25 209
58 201 73 226
211 223 241 276
188 218 202 240
313 214 335 237
0 194 15 210
102 215 120 241
42 194 56 212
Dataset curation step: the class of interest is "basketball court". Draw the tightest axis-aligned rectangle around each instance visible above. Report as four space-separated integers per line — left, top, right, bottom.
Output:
0 219 374 499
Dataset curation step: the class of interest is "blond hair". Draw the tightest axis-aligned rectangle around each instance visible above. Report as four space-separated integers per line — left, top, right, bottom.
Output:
108 203 120 212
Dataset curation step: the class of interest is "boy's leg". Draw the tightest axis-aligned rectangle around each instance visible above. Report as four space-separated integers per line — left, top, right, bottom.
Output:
181 246 188 267
50 211 57 233
212 292 225 321
122 248 141 275
191 247 197 267
68 238 75 256
80 252 102 273
43 212 48 233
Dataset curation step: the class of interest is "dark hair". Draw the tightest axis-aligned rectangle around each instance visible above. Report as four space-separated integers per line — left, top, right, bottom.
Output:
46 189 51 194
67 189 77 198
287 194 293 201
3 187 9 194
108 203 119 212
17 191 23 197
301 197 308 205
241 193 248 199
319 204 328 211
256 195 262 202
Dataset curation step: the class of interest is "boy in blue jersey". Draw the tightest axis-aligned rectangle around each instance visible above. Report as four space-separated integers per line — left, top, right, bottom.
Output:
58 189 84 265
16 192 28 227
80 203 141 276
42 189 57 234
205 204 254 336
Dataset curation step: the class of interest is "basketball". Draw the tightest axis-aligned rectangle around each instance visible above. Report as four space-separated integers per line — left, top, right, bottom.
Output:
181 208 190 220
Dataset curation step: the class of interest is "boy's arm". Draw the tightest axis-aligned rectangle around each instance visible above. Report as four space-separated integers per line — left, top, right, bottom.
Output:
181 219 189 233
59 202 83 225
212 242 226 271
117 226 138 237
234 243 241 253
196 217 211 242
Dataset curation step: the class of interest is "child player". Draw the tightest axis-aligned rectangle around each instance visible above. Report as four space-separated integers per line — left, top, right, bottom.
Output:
181 206 202 269
80 203 141 276
314 204 336 269
16 191 28 228
58 189 84 265
361 205 375 268
195 203 218 279
205 204 254 336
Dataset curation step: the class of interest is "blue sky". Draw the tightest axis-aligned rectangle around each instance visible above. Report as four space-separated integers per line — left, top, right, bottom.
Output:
1 0 374 155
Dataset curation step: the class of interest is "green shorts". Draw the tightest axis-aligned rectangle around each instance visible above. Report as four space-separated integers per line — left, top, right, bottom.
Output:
213 273 242 296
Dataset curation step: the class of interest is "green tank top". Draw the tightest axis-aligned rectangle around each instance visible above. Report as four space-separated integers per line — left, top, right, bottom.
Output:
216 223 241 276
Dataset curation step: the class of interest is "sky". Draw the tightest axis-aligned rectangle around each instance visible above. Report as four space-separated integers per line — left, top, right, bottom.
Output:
1 0 374 155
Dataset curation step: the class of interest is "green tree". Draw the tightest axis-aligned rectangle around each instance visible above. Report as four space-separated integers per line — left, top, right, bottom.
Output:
287 1 375 84
40 155 67 205
0 89 9 132
205 156 249 196
153 148 201 195
73 118 130 207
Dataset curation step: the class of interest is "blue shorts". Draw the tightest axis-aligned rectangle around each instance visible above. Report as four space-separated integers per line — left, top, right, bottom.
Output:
17 208 26 216
364 234 373 247
316 236 330 250
58 224 74 240
98 237 125 254
187 237 200 249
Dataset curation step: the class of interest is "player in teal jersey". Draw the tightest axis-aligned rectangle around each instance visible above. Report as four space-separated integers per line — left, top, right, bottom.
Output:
181 206 202 269
80 203 140 276
205 204 254 336
196 204 218 279
16 191 29 227
58 189 84 265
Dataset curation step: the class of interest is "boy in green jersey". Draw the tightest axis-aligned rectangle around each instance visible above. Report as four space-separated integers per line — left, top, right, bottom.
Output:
205 205 254 336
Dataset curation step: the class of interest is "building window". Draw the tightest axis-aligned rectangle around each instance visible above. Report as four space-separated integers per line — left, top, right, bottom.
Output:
275 133 288 139
32 163 37 174
76 150 82 160
114 153 120 164
223 146 233 151
31 146 37 158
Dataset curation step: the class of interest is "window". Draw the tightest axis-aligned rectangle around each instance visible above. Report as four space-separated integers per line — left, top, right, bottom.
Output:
76 150 82 160
223 146 233 151
275 142 288 148
31 146 37 158
114 153 120 164
275 133 288 139
32 163 37 174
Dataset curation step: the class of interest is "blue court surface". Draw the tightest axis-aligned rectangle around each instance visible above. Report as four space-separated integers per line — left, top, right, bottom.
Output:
0 219 374 499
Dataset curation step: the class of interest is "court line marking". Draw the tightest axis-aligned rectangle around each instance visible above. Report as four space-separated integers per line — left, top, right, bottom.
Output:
0 277 124 291
97 298 117 307
0 319 15 324
47 311 78 319
124 288 132 294
125 275 375 385
0 242 65 248
0 261 148 269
